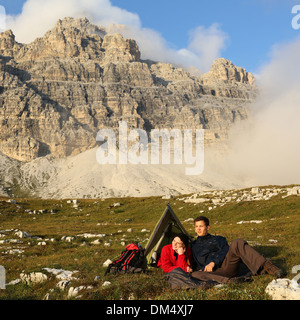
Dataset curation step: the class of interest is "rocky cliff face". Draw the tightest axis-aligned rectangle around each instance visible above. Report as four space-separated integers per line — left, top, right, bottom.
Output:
0 17 257 162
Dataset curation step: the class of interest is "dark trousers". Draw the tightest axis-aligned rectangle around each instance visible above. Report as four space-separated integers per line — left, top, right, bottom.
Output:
191 239 266 283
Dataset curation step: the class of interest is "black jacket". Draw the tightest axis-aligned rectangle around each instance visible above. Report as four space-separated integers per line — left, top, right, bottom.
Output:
191 234 229 271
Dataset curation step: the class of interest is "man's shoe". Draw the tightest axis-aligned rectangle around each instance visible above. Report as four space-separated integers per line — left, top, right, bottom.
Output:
262 259 285 278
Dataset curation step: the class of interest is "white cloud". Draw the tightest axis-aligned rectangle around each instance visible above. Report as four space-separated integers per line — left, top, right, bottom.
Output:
6 0 228 73
222 35 300 185
178 24 229 72
106 22 228 73
6 0 141 43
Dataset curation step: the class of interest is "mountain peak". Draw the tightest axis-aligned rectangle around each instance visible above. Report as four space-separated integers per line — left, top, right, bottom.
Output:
201 58 255 85
53 17 106 37
0 17 140 62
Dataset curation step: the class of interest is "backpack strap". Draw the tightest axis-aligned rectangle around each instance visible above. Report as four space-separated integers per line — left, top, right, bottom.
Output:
104 249 128 275
122 250 138 271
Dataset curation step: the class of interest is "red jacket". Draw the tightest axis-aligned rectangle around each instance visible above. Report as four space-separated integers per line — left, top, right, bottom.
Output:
157 244 193 273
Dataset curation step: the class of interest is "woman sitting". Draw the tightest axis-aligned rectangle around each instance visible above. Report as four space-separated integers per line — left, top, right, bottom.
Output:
157 233 193 273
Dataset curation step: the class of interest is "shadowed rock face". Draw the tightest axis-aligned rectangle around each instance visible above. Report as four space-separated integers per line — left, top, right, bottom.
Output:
0 17 257 162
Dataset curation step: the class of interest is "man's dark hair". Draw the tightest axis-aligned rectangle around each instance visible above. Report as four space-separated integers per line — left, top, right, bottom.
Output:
194 216 210 226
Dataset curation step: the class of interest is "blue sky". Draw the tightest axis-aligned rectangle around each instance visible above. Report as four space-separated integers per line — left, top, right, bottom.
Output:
108 0 299 73
1 0 299 73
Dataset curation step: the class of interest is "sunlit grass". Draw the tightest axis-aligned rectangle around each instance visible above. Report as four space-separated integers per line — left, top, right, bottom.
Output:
0 186 299 300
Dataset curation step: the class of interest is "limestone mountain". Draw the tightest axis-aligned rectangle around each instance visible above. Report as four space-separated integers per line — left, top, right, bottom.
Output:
0 17 256 163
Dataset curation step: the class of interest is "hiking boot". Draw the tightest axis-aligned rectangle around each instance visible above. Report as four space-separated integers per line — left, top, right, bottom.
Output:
261 259 285 278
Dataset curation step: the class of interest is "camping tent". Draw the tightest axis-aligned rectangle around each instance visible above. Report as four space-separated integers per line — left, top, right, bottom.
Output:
144 204 194 266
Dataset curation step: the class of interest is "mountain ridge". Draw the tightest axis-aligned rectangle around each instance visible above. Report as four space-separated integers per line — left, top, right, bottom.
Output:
0 17 256 162
0 17 258 198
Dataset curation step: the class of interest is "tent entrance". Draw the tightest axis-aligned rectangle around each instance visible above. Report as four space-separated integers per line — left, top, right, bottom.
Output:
144 204 193 266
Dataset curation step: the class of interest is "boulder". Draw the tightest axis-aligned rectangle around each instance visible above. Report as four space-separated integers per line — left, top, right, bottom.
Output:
20 272 48 284
265 278 300 300
56 280 70 291
14 230 31 238
103 259 113 267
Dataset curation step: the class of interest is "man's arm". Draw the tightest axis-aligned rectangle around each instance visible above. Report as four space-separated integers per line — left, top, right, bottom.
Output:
205 236 229 271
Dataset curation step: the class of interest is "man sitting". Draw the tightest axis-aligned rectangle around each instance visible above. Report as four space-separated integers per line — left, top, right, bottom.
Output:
191 216 285 283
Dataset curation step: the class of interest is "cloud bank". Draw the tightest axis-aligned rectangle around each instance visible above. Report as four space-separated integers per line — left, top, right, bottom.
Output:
221 36 300 186
6 0 228 72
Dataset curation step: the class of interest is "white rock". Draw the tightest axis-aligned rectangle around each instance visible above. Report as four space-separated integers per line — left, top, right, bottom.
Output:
286 187 300 196
237 220 263 224
5 249 24 255
6 199 16 204
15 230 31 238
61 236 75 242
68 286 85 298
161 195 173 199
43 268 78 280
268 239 278 244
43 293 50 300
251 187 261 194
265 278 300 300
56 280 70 291
183 218 194 222
211 198 221 205
6 278 21 286
91 239 102 245
77 233 106 238
103 259 112 267
20 272 47 284
102 281 111 287
68 285 92 298
9 239 23 243
112 202 121 207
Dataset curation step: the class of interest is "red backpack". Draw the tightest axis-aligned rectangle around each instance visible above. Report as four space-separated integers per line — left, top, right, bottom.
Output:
104 243 146 275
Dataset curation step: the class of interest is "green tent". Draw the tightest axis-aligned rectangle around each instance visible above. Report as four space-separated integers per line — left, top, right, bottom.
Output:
144 204 194 266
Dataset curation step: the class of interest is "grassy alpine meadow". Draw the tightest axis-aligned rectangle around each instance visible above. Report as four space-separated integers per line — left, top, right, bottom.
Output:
0 185 299 300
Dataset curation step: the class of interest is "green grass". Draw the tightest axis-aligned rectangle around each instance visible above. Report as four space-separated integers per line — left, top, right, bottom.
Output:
0 185 299 300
